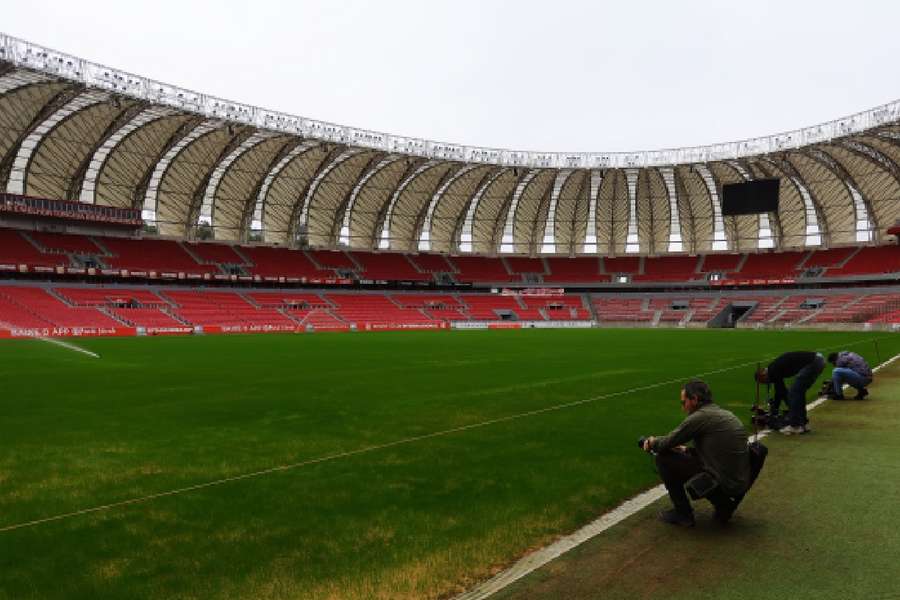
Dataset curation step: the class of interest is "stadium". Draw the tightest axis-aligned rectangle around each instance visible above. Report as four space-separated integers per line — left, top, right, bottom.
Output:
1 20 899 600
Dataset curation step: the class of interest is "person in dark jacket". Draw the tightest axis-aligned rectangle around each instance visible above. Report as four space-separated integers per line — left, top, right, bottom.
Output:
642 379 750 527
827 351 873 400
755 351 825 435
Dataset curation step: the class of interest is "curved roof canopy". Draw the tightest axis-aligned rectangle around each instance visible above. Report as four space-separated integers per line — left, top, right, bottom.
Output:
1 32 899 255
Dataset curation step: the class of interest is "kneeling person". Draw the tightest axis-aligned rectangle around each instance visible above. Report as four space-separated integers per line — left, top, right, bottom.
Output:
643 380 750 527
827 351 872 400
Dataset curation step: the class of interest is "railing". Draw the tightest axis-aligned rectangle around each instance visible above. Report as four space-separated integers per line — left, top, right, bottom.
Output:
3 32 900 168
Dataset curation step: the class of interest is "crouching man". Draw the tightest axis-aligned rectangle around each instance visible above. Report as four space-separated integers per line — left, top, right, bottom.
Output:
642 379 750 527
827 351 872 400
755 351 826 435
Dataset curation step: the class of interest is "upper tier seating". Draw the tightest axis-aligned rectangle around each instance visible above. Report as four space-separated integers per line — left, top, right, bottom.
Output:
408 254 456 273
100 237 216 274
29 231 104 255
826 246 900 277
543 257 601 283
450 257 518 282
603 257 641 275
634 256 700 282
185 242 248 265
0 230 65 267
699 253 742 274
350 252 431 281
802 247 857 269
505 257 547 275
238 246 331 279
1 227 898 285
735 251 806 279
308 250 356 270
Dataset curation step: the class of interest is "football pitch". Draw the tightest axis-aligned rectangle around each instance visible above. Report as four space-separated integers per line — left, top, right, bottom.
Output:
0 329 896 600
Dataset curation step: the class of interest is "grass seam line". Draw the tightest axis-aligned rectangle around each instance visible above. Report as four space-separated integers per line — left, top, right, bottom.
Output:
0 337 890 535
451 350 899 600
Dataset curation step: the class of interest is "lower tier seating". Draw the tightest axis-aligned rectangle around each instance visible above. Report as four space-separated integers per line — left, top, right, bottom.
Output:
0 286 121 329
3 283 900 332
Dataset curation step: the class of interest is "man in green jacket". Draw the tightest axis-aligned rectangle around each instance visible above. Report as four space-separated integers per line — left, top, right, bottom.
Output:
642 379 751 527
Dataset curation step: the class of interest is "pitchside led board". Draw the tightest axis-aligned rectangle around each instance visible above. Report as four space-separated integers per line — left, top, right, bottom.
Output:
721 178 780 216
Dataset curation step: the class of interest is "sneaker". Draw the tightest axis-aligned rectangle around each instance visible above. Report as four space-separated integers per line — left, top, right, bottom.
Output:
857 388 869 400
657 509 695 527
779 425 805 435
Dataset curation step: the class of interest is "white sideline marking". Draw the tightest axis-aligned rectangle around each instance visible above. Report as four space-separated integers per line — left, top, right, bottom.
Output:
36 336 101 359
452 350 899 600
0 337 890 535
0 322 100 358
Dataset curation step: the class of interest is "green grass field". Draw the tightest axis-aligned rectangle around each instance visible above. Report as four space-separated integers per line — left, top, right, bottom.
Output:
0 329 896 600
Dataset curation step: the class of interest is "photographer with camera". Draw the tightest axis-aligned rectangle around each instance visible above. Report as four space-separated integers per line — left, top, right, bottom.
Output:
754 351 825 435
640 379 750 527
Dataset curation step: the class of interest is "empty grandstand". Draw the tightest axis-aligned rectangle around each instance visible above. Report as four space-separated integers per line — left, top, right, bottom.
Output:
0 30 898 340
2 23 900 600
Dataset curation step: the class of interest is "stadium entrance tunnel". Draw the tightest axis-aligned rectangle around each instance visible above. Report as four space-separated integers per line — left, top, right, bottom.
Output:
709 302 755 328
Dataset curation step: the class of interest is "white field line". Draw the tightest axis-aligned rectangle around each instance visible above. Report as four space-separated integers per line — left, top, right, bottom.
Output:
35 336 101 359
452 350 900 600
0 321 100 358
0 337 890 535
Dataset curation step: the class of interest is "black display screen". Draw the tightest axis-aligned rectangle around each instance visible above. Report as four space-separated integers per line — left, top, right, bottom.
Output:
721 178 780 215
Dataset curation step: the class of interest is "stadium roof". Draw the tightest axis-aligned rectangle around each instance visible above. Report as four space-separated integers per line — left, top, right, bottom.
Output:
1 32 899 254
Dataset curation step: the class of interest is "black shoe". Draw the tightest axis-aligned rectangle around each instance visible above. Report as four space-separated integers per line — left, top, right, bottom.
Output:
713 507 735 524
657 509 695 527
857 388 869 400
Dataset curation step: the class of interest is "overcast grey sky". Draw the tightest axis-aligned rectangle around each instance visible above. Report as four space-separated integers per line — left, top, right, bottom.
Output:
4 0 899 152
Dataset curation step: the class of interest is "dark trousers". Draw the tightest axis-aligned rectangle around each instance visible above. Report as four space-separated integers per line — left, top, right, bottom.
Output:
655 449 739 516
770 354 826 427
788 353 826 427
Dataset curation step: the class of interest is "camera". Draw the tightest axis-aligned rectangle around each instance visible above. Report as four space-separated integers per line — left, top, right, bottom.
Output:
637 436 648 449
751 405 789 430
750 405 769 428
